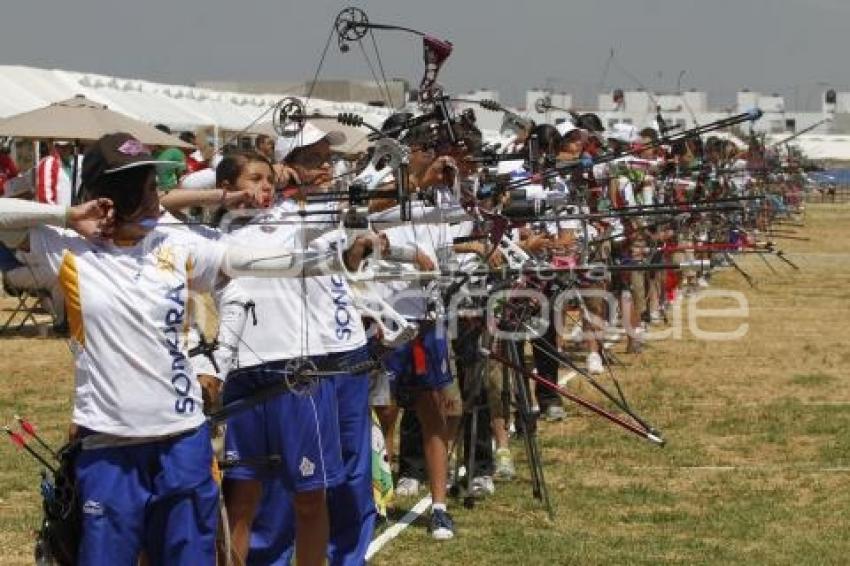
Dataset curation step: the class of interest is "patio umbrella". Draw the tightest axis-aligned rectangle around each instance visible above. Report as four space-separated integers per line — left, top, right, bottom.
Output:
0 95 191 203
0 95 192 148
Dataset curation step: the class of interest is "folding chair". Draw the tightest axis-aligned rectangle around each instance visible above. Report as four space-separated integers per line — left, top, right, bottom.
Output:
0 244 51 333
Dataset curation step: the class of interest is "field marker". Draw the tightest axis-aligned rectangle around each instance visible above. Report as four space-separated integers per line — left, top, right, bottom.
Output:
366 495 432 560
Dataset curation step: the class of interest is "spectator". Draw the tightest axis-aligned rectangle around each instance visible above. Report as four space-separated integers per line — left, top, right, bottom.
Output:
0 144 20 196
179 131 207 173
255 134 276 162
153 124 187 192
36 140 81 206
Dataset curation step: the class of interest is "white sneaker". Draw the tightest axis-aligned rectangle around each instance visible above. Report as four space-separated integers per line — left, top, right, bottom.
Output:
395 477 420 497
587 352 604 375
494 448 516 481
650 310 663 324
470 475 495 497
697 277 709 288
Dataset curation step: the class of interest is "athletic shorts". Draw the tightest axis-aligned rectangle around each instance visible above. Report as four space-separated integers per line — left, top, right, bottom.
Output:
384 323 453 406
222 348 368 491
75 424 218 565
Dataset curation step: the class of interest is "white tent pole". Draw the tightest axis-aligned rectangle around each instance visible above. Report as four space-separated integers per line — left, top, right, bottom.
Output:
31 140 39 189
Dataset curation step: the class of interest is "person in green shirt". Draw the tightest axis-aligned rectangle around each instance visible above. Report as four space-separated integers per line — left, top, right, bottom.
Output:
153 124 187 192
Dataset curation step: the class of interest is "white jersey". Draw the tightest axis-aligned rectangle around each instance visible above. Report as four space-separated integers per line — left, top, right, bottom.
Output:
373 197 455 320
223 200 366 367
27 225 226 437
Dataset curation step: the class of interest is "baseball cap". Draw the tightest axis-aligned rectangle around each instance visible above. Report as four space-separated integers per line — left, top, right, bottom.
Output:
556 120 580 138
81 132 183 187
274 122 346 162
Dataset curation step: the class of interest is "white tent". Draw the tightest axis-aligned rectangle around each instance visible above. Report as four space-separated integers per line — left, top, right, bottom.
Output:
0 65 394 138
769 134 850 161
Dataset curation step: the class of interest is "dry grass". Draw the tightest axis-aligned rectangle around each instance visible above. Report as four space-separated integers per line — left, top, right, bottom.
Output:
0 205 849 564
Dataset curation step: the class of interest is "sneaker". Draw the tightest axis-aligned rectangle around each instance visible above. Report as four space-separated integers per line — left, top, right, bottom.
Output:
544 405 566 422
494 448 515 481
430 508 455 540
470 475 495 497
649 310 663 324
587 352 605 375
603 326 625 342
557 369 578 387
395 477 421 497
626 340 644 354
697 277 710 288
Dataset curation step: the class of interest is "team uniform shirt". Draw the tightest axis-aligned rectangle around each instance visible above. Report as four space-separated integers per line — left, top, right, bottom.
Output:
27 224 226 437
372 196 455 320
222 200 367 367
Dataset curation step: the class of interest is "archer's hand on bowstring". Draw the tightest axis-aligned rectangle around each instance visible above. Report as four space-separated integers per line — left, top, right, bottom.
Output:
455 240 505 269
273 163 301 190
343 232 390 271
522 233 555 255
68 198 115 240
417 156 458 189
221 188 261 210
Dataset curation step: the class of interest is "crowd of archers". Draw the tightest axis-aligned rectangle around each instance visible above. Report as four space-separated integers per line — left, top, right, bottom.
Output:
0 11 808 566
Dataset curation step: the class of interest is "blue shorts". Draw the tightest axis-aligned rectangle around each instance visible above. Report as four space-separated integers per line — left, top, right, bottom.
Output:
75 424 218 566
246 376 376 566
384 324 453 400
222 350 366 492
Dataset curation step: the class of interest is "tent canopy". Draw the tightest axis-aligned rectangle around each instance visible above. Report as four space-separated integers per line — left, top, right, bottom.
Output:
0 95 192 147
0 65 393 136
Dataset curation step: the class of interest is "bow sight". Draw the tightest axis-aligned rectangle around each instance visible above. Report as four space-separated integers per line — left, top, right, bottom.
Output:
271 96 379 138
533 95 577 118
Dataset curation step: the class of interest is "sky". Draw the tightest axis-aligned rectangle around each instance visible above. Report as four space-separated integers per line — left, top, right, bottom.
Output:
2 0 849 110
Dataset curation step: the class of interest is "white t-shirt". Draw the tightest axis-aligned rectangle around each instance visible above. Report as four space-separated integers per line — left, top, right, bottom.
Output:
222 200 367 367
27 225 226 437
372 199 454 320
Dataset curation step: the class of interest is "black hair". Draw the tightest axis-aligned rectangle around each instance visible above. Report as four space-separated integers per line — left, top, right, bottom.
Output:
284 144 316 166
670 137 703 158
254 134 273 148
577 113 605 133
639 128 659 142
155 124 172 135
85 165 155 220
216 150 273 187
530 124 562 158
178 131 196 144
381 112 415 139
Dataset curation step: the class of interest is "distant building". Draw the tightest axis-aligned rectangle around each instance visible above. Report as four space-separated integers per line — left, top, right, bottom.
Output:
195 79 408 108
465 87 847 137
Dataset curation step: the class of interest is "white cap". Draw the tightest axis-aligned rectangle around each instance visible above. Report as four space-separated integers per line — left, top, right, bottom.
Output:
556 121 580 138
179 167 216 191
274 122 346 162
608 123 639 144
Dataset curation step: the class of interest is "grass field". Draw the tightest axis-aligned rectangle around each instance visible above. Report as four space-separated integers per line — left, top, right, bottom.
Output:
1 205 849 565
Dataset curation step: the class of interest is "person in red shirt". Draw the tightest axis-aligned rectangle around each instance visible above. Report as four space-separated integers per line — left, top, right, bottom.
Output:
0 144 20 196
179 131 207 174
